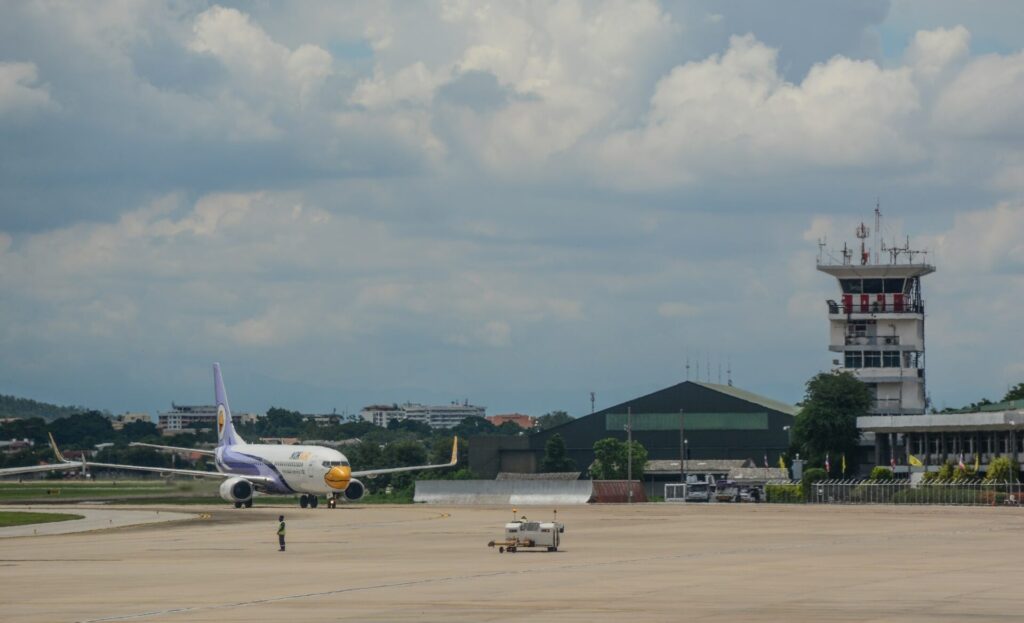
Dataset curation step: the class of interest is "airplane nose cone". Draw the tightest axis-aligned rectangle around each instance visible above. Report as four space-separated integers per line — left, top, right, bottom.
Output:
325 466 351 490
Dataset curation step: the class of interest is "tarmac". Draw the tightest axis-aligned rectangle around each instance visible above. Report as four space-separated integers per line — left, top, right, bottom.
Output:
2 502 1024 622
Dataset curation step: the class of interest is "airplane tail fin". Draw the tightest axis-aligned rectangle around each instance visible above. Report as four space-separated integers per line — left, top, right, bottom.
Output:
48 432 68 463
214 363 245 447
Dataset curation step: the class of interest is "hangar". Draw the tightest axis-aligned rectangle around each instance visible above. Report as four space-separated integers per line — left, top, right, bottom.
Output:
469 381 796 479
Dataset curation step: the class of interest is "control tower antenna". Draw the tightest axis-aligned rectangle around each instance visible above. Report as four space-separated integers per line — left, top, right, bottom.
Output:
685 354 690 381
727 358 733 387
855 221 871 266
874 200 882 265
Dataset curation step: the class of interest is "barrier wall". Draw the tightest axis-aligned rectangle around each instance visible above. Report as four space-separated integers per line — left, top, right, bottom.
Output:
414 479 594 505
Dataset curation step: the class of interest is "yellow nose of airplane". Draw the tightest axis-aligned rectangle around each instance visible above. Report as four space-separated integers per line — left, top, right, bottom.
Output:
325 466 351 490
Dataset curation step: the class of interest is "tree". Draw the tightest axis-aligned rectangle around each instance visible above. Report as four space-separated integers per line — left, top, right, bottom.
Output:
801 467 827 501
537 411 573 430
792 371 870 475
984 457 1019 483
540 434 576 473
451 416 496 438
49 411 115 448
590 438 647 480
1004 383 1024 403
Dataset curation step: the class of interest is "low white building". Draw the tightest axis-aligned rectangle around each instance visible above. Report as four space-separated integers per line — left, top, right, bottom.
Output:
158 404 259 433
359 402 486 429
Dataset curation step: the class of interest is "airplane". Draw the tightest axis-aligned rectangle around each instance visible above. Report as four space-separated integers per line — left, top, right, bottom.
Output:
4 364 458 509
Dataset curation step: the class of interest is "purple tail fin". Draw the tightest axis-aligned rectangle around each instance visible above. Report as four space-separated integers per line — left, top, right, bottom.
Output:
214 363 245 447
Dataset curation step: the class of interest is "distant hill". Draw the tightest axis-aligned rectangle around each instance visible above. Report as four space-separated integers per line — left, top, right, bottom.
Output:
0 394 90 421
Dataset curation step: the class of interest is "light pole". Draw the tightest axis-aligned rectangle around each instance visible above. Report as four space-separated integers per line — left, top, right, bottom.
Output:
626 407 633 504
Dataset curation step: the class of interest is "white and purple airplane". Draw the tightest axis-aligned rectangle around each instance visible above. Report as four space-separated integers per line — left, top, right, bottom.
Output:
4 364 457 509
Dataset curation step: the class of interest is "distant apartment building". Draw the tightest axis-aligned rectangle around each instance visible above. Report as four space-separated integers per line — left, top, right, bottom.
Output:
359 402 486 429
158 404 258 434
487 414 537 430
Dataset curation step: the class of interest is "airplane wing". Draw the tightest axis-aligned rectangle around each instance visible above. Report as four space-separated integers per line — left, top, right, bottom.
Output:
46 434 274 486
79 460 275 486
128 442 216 456
0 461 85 477
352 436 458 478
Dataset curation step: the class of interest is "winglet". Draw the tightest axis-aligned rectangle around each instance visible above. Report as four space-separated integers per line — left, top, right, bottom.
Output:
450 436 459 466
48 432 67 463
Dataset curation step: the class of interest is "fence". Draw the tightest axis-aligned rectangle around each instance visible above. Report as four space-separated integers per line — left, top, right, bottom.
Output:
786 478 1024 506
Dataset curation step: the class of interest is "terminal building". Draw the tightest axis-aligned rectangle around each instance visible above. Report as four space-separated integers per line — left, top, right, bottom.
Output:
469 381 796 481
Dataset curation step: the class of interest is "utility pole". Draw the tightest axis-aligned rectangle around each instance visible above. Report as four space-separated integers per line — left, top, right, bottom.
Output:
679 409 686 486
627 407 633 504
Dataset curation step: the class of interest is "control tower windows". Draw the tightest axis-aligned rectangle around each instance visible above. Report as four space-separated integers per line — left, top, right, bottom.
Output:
838 279 907 294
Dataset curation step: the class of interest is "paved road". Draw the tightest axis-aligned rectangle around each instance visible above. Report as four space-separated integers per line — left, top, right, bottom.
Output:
1 503 1024 622
0 505 196 538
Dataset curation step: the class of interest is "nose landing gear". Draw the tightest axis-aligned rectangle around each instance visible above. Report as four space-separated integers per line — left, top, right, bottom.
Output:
328 494 338 509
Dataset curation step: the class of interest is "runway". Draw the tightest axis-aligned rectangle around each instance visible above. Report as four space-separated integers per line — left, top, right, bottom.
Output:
2 503 1023 622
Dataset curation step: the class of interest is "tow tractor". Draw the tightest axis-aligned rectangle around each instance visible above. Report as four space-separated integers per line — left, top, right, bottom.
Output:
488 508 564 553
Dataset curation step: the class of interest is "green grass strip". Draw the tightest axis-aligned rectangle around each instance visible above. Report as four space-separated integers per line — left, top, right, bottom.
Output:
0 511 85 527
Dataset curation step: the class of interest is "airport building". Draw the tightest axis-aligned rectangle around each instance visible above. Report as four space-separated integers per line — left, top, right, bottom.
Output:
822 210 1023 477
359 402 486 429
157 404 259 434
469 381 796 479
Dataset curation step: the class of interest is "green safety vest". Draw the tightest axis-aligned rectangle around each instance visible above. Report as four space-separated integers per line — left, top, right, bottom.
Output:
277 522 285 536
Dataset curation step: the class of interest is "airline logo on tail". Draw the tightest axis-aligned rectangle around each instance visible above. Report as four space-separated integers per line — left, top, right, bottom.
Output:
217 405 226 435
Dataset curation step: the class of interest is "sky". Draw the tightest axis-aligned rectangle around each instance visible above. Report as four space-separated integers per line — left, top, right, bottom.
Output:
1 1 1023 418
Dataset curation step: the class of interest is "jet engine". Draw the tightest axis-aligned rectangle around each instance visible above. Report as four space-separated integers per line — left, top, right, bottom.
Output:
219 476 254 503
343 478 365 501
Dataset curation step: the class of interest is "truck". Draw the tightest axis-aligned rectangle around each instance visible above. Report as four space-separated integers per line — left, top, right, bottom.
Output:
488 512 565 553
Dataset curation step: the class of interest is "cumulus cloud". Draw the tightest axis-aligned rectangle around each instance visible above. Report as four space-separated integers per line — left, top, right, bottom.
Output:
0 61 58 118
596 34 924 188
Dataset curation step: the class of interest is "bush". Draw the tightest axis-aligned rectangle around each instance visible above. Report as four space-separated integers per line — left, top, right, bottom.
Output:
801 467 827 500
766 483 802 503
868 466 893 481
984 457 1019 483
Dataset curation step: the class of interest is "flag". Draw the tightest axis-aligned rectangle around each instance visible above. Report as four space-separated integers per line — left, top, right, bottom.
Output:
909 454 923 467
841 453 847 475
825 453 831 473
958 453 966 471
764 454 769 468
973 454 980 473
778 455 786 471
890 451 896 469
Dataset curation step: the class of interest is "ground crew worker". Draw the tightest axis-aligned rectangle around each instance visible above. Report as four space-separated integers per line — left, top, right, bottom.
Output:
277 515 286 551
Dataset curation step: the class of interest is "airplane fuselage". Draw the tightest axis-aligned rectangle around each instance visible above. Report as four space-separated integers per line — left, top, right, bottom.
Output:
215 444 352 496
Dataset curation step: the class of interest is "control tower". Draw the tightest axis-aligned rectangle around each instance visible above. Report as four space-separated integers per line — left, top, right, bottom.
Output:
817 208 935 415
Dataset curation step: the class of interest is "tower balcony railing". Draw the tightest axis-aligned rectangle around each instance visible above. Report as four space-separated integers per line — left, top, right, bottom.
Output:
827 300 923 314
844 335 902 346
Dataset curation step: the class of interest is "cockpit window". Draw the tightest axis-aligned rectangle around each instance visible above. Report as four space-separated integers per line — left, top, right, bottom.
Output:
322 460 350 467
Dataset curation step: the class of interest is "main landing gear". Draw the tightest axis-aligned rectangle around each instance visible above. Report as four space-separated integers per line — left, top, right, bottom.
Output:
233 500 253 509
299 494 340 508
